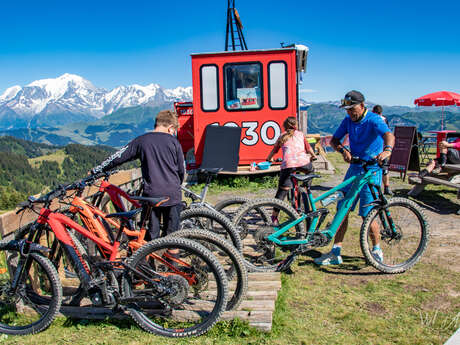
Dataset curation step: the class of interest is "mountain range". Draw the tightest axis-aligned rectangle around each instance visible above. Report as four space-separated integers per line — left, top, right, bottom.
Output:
0 74 458 147
0 73 192 130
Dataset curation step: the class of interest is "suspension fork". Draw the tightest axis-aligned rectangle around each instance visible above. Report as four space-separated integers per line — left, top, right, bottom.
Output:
9 224 42 293
368 184 396 234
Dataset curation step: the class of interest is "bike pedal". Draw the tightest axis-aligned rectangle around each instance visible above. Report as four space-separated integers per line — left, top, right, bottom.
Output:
276 253 297 272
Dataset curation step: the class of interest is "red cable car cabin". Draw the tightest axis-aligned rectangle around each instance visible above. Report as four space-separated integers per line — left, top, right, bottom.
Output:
176 46 308 168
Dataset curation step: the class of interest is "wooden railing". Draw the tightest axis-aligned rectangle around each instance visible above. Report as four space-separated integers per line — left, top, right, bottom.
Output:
0 168 142 239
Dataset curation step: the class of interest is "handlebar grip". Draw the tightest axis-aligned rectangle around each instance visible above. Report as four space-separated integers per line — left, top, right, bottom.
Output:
17 201 30 208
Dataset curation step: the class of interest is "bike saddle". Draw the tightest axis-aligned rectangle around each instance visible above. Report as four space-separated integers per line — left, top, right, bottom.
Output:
199 167 223 175
105 208 142 221
129 195 170 207
290 173 321 182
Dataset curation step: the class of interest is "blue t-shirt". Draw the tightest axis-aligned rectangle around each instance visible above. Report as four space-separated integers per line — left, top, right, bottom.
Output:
333 110 390 161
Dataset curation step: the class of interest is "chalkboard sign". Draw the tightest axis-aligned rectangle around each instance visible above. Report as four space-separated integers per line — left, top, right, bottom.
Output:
200 125 241 172
389 126 420 180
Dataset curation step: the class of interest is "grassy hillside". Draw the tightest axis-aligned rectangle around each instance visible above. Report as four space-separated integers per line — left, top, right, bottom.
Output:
0 135 59 157
0 138 116 210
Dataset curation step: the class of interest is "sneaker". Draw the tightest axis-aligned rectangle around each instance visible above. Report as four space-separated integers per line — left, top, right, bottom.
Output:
419 169 429 178
314 252 343 266
384 186 393 196
372 248 384 263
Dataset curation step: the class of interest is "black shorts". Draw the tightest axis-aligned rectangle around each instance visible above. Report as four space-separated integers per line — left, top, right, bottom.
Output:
278 163 314 189
436 148 460 164
145 203 182 240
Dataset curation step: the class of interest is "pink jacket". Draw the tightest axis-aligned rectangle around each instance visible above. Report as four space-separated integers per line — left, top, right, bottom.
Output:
274 130 311 169
453 138 460 150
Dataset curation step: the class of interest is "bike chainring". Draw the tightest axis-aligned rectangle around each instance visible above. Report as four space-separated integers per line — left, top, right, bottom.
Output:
254 227 276 260
190 258 208 295
162 274 189 306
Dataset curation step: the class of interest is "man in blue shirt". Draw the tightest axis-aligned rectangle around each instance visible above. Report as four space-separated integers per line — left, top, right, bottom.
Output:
315 90 395 266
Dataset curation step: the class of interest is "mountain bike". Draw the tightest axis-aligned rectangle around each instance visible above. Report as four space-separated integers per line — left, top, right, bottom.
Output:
181 167 270 239
232 157 430 273
89 170 243 252
55 175 247 311
2 184 229 337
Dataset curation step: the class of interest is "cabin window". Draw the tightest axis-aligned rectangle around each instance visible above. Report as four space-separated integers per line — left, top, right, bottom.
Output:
268 61 287 109
224 62 263 111
200 65 219 112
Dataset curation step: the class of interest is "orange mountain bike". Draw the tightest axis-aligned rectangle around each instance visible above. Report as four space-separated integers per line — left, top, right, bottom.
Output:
6 181 228 337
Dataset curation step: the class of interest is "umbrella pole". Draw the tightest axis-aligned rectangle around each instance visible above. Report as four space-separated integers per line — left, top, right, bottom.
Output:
441 106 444 131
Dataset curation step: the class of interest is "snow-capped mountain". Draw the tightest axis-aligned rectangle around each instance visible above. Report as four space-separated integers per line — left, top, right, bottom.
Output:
0 74 192 130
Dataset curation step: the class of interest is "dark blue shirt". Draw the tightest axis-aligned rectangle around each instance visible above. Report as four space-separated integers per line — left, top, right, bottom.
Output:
92 132 185 206
333 110 390 161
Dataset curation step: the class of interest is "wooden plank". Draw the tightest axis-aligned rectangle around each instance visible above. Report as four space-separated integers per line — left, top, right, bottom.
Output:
444 164 460 173
249 322 272 332
247 272 281 281
422 176 460 189
238 299 275 311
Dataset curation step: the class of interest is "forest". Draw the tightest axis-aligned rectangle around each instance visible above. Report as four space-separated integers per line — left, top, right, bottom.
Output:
0 136 118 209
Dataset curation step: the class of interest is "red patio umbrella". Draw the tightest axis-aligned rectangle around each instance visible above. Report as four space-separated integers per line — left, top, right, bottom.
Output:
414 91 460 130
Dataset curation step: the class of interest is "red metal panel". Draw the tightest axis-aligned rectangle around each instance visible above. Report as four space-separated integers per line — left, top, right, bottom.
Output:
191 49 298 166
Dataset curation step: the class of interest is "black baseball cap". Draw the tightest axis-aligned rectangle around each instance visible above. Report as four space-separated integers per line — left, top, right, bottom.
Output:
340 90 365 109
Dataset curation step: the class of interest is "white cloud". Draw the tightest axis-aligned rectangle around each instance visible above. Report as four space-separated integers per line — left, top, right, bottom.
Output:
300 89 317 94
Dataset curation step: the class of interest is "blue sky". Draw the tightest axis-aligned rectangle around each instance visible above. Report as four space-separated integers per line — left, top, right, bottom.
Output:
1 0 459 106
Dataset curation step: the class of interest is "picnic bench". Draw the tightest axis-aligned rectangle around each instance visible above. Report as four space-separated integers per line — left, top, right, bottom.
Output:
408 164 460 199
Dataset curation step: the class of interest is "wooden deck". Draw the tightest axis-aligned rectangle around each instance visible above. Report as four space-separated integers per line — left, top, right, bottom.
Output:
221 272 281 331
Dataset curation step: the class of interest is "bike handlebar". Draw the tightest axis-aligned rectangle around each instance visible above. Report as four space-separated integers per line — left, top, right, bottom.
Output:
16 169 119 211
350 156 390 174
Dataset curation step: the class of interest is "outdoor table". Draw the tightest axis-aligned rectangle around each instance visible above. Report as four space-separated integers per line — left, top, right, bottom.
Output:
429 130 460 157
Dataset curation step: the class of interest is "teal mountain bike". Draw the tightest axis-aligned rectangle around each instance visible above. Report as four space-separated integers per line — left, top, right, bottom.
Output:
233 157 430 274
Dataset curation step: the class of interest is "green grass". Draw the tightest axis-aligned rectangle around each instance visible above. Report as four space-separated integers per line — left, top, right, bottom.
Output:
28 149 68 169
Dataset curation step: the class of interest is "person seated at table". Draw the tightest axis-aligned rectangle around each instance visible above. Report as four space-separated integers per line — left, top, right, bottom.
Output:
419 137 460 177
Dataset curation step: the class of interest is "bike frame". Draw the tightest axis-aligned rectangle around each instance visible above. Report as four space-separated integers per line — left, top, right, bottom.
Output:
35 207 123 287
92 179 141 213
69 191 196 283
267 167 390 246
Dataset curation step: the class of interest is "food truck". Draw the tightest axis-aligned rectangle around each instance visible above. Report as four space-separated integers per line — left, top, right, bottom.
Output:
175 45 309 169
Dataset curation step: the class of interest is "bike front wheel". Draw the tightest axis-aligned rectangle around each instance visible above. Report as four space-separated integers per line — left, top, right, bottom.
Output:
0 246 62 335
121 237 228 337
360 197 430 274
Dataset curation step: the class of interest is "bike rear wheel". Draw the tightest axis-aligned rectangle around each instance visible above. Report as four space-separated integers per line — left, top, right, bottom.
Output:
170 229 248 310
360 197 430 274
233 198 304 272
179 207 242 252
214 197 270 240
0 246 62 335
121 237 228 337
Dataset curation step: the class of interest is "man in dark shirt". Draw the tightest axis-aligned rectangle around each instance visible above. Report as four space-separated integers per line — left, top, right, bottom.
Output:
91 110 185 240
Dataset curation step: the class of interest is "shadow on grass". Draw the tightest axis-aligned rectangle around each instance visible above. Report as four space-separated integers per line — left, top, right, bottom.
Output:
298 250 385 276
62 316 135 330
393 187 459 215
